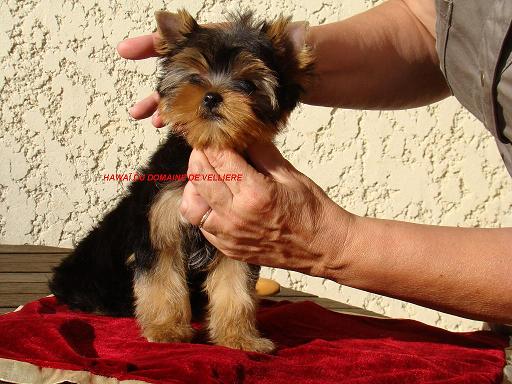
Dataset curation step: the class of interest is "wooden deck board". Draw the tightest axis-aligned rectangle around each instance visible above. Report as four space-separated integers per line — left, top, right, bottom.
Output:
266 295 355 310
0 307 18 314
0 282 50 294
0 254 68 263
273 287 316 297
0 273 52 283
0 245 72 254
0 293 50 307
0 244 383 319
332 308 387 318
0 262 60 273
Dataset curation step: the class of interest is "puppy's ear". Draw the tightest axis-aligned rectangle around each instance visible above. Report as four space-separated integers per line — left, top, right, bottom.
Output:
262 17 314 88
155 9 198 54
262 15 291 56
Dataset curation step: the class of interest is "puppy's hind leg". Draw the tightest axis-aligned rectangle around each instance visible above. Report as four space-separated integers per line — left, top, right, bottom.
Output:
134 186 193 343
205 253 274 353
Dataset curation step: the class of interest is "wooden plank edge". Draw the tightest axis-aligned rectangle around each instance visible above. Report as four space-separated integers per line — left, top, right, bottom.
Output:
0 245 73 254
0 307 18 314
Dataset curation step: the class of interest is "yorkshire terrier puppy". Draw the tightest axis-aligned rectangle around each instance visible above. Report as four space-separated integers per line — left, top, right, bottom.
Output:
50 9 313 353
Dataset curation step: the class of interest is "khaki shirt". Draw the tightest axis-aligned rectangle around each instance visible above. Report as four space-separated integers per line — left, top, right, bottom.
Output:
435 0 512 176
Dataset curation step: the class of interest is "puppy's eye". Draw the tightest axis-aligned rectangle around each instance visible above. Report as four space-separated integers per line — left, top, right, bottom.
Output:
235 80 256 94
188 74 204 85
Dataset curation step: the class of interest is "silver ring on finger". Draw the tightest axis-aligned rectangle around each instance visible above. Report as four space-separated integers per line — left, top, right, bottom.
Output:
198 208 212 229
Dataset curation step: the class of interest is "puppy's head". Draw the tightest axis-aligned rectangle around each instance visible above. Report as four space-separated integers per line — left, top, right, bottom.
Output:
155 10 313 150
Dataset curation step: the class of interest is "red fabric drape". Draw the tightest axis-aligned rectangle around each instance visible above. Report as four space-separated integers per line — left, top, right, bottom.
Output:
0 297 507 383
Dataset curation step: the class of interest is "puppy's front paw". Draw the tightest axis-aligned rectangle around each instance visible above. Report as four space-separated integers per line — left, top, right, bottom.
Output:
143 324 194 343
217 335 275 353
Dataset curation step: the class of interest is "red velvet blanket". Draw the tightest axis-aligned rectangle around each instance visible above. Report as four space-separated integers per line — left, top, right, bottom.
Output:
0 296 507 383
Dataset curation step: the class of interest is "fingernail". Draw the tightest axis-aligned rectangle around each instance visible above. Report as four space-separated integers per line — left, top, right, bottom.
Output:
180 199 188 213
179 203 189 224
152 110 160 126
116 41 125 55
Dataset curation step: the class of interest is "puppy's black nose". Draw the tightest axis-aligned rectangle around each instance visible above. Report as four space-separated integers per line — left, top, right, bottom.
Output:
203 92 223 109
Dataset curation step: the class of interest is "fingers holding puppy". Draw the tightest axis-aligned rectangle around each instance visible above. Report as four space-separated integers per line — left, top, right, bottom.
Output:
180 150 234 234
180 147 274 240
180 145 285 260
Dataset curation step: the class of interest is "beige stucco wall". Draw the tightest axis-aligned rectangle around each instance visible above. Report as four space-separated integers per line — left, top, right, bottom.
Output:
1 0 511 331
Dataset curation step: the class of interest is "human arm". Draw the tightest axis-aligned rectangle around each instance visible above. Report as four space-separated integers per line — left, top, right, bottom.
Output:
300 0 449 108
335 216 512 324
181 144 512 324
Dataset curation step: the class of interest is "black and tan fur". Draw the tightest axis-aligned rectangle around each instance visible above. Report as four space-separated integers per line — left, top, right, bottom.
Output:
50 9 313 353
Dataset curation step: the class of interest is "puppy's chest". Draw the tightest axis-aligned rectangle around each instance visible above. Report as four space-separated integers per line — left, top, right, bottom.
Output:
146 180 217 272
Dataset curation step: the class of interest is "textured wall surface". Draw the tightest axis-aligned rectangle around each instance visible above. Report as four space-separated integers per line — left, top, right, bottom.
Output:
1 0 511 331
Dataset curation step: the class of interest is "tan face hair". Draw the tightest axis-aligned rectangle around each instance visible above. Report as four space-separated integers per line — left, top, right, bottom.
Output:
154 10 314 151
158 48 281 150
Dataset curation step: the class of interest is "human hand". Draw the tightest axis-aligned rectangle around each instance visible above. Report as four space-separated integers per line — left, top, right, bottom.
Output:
179 141 354 277
117 33 166 128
